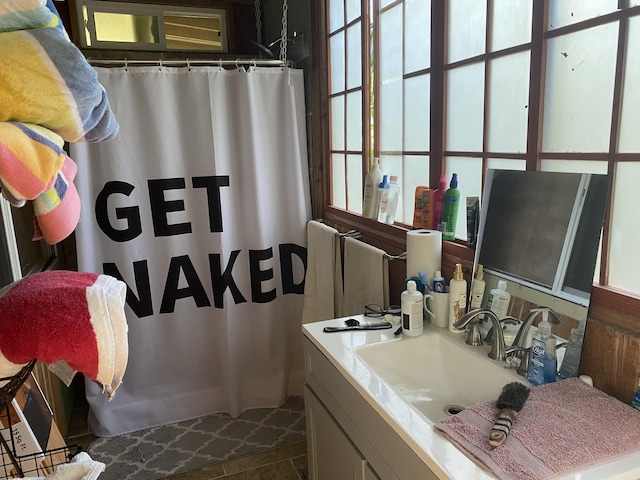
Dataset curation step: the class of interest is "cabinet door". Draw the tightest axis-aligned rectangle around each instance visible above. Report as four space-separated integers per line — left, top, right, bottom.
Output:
305 385 367 480
365 463 382 480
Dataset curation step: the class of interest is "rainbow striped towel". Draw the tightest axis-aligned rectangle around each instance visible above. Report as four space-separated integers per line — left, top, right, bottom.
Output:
0 1 119 143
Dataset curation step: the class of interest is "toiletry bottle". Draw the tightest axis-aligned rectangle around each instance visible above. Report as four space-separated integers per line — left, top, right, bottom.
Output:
448 263 467 333
469 264 486 310
632 377 640 411
373 174 389 220
401 280 424 336
440 173 460 241
527 310 557 386
432 271 446 293
486 280 511 320
413 186 434 228
432 174 447 230
558 321 585 379
363 157 383 219
378 175 400 224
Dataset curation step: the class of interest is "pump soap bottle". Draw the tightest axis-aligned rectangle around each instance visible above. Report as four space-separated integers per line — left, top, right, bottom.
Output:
469 264 486 310
363 157 383 219
448 263 467 333
402 280 424 336
527 310 557 386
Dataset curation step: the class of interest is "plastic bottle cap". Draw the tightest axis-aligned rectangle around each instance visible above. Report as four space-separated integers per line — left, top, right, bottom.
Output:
450 173 458 188
407 280 417 293
379 175 389 187
497 280 507 291
434 270 442 279
390 175 399 183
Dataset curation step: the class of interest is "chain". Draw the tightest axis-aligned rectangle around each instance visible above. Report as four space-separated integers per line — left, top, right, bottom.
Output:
279 0 288 65
254 0 262 46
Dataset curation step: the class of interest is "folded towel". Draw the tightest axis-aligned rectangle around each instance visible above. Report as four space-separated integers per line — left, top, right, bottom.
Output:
0 122 66 204
342 237 389 316
0 3 119 143
434 378 640 480
301 220 343 323
17 452 106 480
0 271 129 399
33 156 81 245
0 0 52 33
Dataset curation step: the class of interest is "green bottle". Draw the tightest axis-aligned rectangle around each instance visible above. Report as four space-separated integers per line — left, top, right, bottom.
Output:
440 173 460 241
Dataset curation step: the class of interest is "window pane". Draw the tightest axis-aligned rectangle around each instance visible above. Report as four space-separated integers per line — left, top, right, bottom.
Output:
346 23 362 89
488 52 530 153
345 0 360 24
542 23 618 153
446 63 485 151
403 155 430 223
329 0 345 33
608 162 640 294
380 5 403 82
165 15 223 51
619 16 640 153
330 32 346 93
380 79 402 151
94 12 159 43
540 160 608 174
347 154 363 213
404 75 430 151
346 91 363 151
490 0 532 51
447 0 486 63
331 96 345 150
405 0 431 73
487 158 526 171
548 0 618 30
445 157 484 240
332 153 347 208
379 155 403 182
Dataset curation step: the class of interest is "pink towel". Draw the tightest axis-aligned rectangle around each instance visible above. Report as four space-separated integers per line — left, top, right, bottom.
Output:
0 271 128 399
434 378 640 480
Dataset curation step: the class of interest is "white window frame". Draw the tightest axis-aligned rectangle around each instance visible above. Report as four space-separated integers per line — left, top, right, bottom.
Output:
74 1 229 53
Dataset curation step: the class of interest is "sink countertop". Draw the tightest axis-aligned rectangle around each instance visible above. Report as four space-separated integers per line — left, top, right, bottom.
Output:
303 316 640 480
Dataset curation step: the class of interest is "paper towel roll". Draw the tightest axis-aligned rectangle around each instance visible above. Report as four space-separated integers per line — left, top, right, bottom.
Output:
406 229 442 282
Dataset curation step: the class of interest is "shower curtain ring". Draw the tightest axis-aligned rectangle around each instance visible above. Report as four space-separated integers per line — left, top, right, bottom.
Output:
186 59 191 71
124 58 128 71
235 58 240 69
218 59 223 71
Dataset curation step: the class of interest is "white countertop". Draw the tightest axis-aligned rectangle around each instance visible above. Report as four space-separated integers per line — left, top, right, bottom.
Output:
303 316 640 480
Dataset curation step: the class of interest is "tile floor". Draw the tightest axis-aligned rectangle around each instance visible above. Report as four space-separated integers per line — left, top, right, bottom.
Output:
66 405 308 480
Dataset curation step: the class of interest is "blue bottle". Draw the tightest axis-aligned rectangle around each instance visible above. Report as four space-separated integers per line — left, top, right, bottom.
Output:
527 312 557 386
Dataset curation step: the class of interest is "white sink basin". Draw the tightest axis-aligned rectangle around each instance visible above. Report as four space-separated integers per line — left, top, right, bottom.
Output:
352 331 527 422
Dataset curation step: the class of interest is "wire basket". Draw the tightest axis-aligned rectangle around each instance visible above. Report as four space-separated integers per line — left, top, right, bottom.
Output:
0 361 81 479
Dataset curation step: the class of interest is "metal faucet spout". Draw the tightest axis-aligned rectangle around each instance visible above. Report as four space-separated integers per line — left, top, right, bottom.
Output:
453 309 507 361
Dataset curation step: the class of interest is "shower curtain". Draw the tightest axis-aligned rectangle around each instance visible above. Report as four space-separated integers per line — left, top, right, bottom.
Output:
70 66 311 437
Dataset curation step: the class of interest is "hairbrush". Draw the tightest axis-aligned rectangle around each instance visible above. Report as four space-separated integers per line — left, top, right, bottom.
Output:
490 382 530 448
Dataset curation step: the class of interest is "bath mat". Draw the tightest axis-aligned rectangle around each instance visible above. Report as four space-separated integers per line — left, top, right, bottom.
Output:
86 396 306 480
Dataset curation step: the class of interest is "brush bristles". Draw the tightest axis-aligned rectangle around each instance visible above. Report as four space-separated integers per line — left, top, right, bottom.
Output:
496 382 530 412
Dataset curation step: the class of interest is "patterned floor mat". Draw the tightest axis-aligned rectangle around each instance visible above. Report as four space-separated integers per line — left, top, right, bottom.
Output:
87 396 306 480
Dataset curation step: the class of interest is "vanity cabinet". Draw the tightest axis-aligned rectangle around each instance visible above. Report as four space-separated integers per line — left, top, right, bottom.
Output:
303 336 438 480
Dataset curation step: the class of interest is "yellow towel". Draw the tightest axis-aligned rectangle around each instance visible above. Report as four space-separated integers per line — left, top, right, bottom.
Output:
342 237 389 316
301 220 343 323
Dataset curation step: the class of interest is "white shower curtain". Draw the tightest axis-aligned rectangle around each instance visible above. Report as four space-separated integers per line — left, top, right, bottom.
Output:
70 66 311 437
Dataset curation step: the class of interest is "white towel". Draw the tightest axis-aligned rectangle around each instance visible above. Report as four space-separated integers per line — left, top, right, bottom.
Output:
342 237 389 316
18 452 105 480
301 220 343 323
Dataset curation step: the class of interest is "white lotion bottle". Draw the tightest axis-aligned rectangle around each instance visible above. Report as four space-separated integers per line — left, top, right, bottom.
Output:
401 280 424 336
448 263 467 333
486 279 511 319
362 157 383 219
469 264 486 310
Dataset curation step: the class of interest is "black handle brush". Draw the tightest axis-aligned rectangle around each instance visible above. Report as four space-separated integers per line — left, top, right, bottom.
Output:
490 382 531 448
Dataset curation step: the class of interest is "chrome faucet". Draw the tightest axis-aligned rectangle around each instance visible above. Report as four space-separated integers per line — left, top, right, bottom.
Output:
453 309 507 361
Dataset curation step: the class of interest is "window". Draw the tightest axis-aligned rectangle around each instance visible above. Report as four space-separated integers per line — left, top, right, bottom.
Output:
75 1 228 52
320 2 640 302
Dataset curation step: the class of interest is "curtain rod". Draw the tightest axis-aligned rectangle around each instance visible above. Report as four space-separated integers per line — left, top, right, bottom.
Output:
87 59 290 68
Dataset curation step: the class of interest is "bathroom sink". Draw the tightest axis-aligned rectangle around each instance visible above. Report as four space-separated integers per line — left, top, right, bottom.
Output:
352 331 526 423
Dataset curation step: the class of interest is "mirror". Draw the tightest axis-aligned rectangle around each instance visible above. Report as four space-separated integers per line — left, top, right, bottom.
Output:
473 170 611 369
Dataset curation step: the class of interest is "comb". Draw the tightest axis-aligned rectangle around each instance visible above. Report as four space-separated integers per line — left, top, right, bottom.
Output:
490 382 530 448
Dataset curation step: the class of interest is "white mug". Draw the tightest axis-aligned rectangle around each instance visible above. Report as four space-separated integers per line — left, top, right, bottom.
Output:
422 293 435 321
427 292 449 328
